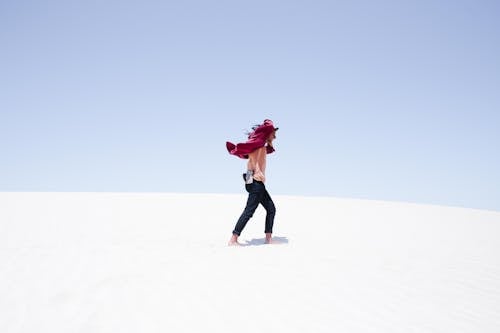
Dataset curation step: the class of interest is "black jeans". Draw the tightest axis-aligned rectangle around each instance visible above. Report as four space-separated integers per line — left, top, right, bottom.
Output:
232 180 276 236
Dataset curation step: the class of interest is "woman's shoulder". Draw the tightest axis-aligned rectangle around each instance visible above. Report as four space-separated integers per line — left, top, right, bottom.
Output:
248 146 266 157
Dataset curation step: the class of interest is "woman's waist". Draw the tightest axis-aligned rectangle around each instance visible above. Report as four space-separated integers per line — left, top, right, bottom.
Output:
247 169 265 181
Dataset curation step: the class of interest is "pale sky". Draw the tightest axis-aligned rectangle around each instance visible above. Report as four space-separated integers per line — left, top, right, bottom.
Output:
1 0 499 211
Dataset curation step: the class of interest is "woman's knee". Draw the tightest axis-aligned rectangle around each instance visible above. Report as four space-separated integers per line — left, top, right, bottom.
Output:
242 210 255 219
266 203 276 216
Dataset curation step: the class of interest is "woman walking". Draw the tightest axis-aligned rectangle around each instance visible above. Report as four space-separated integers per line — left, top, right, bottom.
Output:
226 119 279 246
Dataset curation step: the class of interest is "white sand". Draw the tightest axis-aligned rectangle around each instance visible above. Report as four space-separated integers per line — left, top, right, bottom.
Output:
1 192 499 332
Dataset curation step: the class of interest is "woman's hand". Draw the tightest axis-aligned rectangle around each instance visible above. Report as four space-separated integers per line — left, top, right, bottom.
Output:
253 171 266 182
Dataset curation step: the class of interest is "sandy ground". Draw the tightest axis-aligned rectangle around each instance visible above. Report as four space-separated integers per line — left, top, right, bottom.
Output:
1 192 499 332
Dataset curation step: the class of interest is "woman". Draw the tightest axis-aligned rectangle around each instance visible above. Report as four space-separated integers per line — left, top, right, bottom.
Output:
226 119 278 246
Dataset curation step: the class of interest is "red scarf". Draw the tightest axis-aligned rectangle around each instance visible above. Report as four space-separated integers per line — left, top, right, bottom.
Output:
226 119 277 159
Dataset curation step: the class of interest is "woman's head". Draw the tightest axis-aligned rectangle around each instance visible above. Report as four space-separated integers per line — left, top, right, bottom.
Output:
267 129 277 144
246 119 278 141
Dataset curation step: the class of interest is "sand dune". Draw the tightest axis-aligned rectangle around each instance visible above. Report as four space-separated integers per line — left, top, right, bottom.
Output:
1 192 499 332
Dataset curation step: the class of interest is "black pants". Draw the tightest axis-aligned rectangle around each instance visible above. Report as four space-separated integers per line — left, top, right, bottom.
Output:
232 180 276 236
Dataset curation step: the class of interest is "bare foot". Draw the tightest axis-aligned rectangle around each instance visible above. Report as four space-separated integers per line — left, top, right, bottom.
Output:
228 234 243 246
265 233 273 244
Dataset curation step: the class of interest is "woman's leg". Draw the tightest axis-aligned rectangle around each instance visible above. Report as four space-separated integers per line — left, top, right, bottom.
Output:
260 189 276 235
232 182 265 236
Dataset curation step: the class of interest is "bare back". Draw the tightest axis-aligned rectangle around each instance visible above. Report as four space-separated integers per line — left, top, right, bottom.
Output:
247 146 267 182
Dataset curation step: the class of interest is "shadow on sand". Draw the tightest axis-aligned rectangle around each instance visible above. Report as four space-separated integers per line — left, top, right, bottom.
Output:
244 236 289 246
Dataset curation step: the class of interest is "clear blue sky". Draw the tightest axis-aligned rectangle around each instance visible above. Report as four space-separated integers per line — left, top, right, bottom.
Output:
1 0 499 211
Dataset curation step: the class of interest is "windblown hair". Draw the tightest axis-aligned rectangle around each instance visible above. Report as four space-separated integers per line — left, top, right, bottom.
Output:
245 124 261 138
